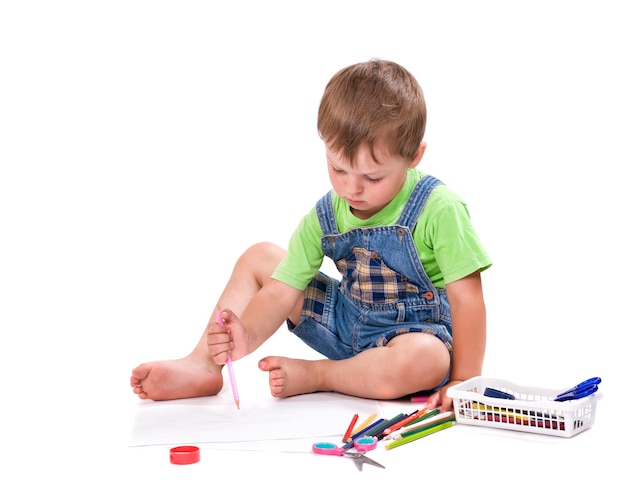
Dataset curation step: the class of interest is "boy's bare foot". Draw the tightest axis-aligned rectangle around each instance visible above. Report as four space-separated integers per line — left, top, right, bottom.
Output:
258 356 327 398
130 356 223 401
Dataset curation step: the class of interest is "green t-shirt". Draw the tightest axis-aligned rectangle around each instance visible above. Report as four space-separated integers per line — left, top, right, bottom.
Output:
272 169 492 290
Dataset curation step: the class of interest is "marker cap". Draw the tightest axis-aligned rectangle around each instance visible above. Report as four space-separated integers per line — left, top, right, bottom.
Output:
170 446 200 465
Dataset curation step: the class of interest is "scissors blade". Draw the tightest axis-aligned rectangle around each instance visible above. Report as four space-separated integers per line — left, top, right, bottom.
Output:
360 454 386 469
347 452 385 470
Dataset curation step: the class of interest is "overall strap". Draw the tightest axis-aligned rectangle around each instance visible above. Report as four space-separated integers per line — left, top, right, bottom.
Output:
397 175 442 230
315 190 339 235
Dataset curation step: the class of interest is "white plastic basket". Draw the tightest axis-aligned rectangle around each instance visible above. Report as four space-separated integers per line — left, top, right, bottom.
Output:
447 376 602 438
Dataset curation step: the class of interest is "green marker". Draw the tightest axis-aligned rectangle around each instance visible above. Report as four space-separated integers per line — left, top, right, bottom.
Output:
385 420 455 450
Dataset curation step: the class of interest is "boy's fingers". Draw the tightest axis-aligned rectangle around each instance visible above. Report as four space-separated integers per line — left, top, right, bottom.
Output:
208 342 232 365
426 392 441 410
218 308 236 323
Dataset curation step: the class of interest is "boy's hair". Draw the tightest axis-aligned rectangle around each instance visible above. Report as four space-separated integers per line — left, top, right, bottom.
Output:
318 59 427 164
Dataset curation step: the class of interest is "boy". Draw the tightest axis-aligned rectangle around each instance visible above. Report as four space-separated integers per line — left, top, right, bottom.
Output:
130 59 491 412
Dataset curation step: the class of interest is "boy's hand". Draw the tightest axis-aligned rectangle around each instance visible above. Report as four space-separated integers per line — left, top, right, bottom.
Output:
426 380 461 413
206 309 249 365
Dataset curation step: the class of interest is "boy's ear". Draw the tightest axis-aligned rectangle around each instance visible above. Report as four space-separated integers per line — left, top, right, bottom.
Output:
408 141 427 169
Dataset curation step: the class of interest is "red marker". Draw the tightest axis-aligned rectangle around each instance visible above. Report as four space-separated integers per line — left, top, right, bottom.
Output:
342 413 359 443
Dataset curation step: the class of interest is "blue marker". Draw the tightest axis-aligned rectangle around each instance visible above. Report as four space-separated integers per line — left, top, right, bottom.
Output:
484 387 515 400
555 377 601 401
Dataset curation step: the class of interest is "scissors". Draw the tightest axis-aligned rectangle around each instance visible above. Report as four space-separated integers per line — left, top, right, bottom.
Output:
554 377 601 402
312 436 385 471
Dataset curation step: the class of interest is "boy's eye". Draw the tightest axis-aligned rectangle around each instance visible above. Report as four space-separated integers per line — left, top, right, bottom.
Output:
332 167 345 174
365 176 382 183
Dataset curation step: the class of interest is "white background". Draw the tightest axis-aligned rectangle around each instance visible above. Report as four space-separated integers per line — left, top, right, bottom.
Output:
1 1 624 489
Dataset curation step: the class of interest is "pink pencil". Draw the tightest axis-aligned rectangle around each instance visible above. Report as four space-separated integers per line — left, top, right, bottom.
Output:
216 310 240 409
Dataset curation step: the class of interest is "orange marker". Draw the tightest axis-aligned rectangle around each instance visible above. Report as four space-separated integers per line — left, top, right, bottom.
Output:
383 411 426 436
384 407 429 435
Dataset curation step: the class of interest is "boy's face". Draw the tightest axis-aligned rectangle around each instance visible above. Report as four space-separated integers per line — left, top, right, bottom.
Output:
325 141 424 220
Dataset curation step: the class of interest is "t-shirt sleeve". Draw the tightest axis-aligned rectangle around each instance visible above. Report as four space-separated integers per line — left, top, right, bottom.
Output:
271 207 325 290
424 199 492 285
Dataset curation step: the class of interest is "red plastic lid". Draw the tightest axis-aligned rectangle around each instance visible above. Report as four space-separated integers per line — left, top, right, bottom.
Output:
170 446 200 465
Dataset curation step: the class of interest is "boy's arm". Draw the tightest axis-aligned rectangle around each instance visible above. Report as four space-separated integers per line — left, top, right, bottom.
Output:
433 270 486 412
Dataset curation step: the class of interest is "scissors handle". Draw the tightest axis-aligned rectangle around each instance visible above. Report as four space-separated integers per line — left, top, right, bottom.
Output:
353 436 377 452
312 442 345 456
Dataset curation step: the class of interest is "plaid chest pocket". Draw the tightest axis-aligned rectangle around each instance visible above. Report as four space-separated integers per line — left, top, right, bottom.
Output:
335 247 418 304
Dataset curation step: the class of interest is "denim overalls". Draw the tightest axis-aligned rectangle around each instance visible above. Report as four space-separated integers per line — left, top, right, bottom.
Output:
288 175 453 381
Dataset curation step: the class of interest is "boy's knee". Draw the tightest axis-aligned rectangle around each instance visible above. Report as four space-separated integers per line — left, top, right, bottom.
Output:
243 242 284 261
238 242 286 275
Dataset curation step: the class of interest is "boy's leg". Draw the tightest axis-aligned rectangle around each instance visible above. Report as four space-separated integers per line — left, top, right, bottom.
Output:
259 332 450 400
130 242 288 401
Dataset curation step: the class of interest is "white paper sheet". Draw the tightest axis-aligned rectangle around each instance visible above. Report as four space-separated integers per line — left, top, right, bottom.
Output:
129 392 386 446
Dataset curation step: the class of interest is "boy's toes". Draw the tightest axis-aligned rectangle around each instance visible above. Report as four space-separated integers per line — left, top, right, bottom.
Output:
258 356 284 371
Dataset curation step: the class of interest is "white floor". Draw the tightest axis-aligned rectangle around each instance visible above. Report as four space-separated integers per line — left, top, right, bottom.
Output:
2 2 624 490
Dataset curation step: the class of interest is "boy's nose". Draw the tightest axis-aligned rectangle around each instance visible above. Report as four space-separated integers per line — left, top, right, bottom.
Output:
344 176 363 195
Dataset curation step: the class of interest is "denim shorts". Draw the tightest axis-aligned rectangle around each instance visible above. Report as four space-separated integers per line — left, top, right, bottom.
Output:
287 272 453 391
